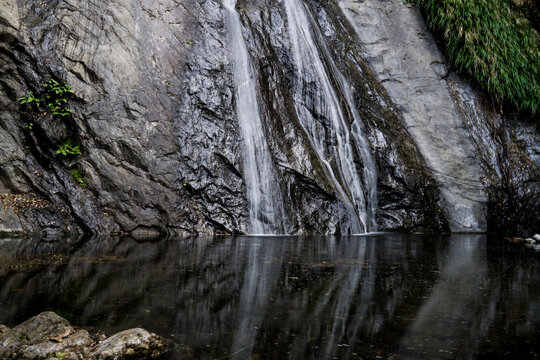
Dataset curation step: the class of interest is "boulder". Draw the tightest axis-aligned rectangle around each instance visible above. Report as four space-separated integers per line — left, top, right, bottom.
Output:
90 328 168 359
0 311 93 360
0 312 168 359
0 324 9 335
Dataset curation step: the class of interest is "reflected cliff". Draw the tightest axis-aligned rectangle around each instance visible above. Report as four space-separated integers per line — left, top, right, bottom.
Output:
0 235 538 359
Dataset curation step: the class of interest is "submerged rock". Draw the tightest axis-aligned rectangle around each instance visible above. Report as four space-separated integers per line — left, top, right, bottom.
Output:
0 312 168 359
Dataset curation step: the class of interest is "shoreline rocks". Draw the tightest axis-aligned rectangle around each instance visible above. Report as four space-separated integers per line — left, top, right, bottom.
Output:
506 235 540 248
0 312 168 359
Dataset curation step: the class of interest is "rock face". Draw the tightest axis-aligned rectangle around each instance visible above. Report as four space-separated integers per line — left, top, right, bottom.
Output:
0 0 537 235
0 312 167 359
339 0 487 232
449 75 540 236
339 0 539 235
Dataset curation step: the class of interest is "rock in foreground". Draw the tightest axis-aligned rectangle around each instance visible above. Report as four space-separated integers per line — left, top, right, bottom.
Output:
0 312 168 359
90 328 167 359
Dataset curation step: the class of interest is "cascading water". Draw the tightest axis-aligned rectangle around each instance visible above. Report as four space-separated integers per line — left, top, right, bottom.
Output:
283 0 378 233
223 0 289 234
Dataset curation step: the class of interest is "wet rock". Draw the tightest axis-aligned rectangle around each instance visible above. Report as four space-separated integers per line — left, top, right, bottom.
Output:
0 0 450 234
0 0 536 235
0 204 24 237
0 311 93 359
525 238 535 244
510 120 540 167
130 226 162 240
448 74 540 237
0 0 193 234
506 237 526 244
240 0 449 233
0 324 8 335
90 328 168 359
0 312 168 359
534 234 540 242
339 0 487 232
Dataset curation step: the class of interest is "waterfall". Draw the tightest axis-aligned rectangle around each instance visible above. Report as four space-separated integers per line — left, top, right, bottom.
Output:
283 0 377 233
223 0 289 234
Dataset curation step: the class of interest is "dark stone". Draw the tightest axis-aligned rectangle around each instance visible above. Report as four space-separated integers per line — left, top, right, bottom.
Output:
448 74 540 237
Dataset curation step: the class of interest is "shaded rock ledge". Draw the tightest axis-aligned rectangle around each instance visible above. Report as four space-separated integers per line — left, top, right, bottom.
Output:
0 311 168 359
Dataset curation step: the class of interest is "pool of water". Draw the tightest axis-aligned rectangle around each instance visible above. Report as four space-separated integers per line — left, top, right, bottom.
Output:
0 234 539 359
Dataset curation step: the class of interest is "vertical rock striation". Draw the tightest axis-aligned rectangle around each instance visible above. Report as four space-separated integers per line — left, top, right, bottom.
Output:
0 0 535 235
340 0 488 232
339 0 539 236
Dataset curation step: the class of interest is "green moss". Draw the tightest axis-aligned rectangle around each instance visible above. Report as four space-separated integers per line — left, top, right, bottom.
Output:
416 0 540 115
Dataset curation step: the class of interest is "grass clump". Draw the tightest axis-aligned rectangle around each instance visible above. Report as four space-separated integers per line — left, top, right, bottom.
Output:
416 0 540 116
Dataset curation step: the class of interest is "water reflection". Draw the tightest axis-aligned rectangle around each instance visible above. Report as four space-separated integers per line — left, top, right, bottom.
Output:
0 235 538 359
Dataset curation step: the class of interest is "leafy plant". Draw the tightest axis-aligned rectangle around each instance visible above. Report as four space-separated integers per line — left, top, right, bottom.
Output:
18 79 73 117
70 169 86 186
56 139 81 156
18 91 43 108
43 79 73 117
415 0 540 115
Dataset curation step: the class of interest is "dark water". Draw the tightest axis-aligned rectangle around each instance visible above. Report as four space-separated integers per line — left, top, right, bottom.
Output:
0 234 539 359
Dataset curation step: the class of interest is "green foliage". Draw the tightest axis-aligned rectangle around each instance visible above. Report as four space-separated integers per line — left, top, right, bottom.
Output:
43 79 73 117
416 0 540 115
514 0 539 32
70 169 86 186
18 91 43 108
19 80 82 161
18 79 73 117
56 139 81 156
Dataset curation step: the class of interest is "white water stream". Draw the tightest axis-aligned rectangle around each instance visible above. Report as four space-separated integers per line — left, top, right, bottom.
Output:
284 0 377 233
223 0 289 234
